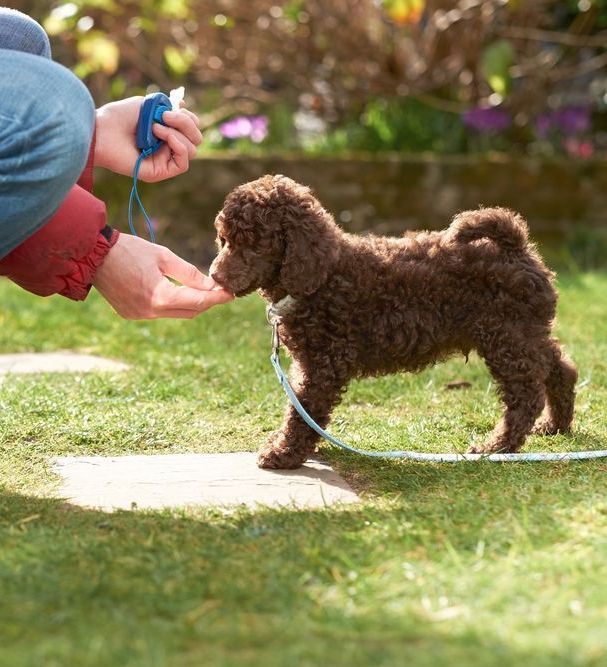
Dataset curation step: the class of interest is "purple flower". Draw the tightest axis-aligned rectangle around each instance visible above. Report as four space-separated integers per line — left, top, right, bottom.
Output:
535 106 591 138
536 114 552 138
462 107 512 132
557 107 590 134
219 115 269 143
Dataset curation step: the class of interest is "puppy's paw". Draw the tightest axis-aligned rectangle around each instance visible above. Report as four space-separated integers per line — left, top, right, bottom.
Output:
467 439 518 455
257 433 309 470
530 417 561 436
257 448 307 469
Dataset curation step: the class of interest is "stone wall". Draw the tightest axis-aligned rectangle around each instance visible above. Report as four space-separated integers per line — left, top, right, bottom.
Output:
94 155 607 267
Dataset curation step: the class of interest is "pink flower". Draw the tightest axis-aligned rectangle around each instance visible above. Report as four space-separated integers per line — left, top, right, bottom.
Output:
219 115 269 143
563 138 594 159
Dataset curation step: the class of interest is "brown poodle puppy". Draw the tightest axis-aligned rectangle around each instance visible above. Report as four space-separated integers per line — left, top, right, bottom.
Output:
209 175 577 469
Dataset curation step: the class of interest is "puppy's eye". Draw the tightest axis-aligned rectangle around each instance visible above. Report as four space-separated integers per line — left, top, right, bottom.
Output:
219 236 227 248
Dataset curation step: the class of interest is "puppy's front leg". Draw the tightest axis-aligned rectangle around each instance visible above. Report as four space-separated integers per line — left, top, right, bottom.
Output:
257 361 343 469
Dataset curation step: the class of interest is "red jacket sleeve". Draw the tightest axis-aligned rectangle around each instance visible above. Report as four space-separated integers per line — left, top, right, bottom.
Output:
0 130 119 301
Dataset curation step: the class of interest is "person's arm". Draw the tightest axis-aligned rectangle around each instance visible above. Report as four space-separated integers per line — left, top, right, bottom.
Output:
0 99 233 316
0 130 117 300
91 98 233 318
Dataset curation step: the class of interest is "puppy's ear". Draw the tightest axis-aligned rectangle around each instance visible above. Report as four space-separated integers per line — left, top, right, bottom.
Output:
279 201 341 298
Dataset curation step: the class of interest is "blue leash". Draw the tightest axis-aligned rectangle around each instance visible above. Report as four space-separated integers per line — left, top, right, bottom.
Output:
267 313 607 463
128 149 157 243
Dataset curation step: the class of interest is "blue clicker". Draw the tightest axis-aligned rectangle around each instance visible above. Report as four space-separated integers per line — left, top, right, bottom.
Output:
129 92 173 243
135 92 171 155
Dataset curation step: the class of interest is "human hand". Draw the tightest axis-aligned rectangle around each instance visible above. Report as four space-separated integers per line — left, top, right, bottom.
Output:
94 96 203 183
93 234 234 319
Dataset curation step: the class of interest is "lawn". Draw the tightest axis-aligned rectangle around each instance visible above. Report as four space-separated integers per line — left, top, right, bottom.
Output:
0 271 606 667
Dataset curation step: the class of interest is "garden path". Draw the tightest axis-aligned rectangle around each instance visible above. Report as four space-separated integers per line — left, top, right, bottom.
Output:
0 351 359 510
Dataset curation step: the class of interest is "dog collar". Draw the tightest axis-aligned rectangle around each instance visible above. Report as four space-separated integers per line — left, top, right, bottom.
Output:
267 295 297 320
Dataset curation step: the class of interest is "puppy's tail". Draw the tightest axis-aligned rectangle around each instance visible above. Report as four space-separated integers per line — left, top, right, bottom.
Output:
448 207 528 251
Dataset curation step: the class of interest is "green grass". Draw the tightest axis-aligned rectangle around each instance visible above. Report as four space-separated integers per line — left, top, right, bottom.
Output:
1 272 607 667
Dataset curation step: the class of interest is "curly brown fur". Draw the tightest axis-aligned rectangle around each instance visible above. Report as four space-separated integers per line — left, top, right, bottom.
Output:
210 175 577 469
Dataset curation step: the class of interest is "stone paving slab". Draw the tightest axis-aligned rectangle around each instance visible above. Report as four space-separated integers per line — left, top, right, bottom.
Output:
0 352 129 375
53 452 360 511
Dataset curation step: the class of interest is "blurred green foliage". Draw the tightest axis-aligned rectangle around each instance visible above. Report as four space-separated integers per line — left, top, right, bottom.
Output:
12 0 607 156
304 99 468 155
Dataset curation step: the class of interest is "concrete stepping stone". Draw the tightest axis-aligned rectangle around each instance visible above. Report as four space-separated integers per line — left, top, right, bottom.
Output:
0 352 128 375
53 452 360 511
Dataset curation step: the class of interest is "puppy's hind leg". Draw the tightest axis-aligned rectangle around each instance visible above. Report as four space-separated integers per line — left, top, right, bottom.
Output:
468 332 547 454
258 361 345 469
531 339 577 436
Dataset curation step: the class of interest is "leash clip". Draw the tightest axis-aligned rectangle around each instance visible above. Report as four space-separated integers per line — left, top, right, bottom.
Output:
271 321 280 355
266 304 281 355
267 294 298 357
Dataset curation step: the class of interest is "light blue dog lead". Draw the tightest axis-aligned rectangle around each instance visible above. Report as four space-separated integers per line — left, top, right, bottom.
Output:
267 302 607 463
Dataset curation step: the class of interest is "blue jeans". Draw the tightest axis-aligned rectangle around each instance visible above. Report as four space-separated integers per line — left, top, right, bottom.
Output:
0 9 95 258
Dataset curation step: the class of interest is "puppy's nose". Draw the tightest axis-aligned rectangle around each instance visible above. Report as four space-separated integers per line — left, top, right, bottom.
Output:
210 271 223 287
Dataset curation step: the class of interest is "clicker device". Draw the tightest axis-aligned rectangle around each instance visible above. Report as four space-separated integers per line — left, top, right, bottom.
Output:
129 88 185 242
135 92 172 155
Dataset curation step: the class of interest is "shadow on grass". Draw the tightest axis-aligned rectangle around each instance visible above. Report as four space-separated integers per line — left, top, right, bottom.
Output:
2 457 606 667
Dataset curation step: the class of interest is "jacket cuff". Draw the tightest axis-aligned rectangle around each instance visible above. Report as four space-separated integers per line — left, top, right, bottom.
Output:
0 184 118 301
58 225 119 301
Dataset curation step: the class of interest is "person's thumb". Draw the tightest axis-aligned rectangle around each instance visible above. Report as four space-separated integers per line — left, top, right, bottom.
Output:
159 248 217 291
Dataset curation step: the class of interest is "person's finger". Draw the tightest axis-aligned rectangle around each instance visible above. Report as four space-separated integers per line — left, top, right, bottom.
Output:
137 132 190 182
159 249 217 290
154 309 199 319
176 104 201 129
152 282 234 313
160 109 203 145
153 123 197 160
150 132 190 176
155 305 227 319
184 109 201 128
